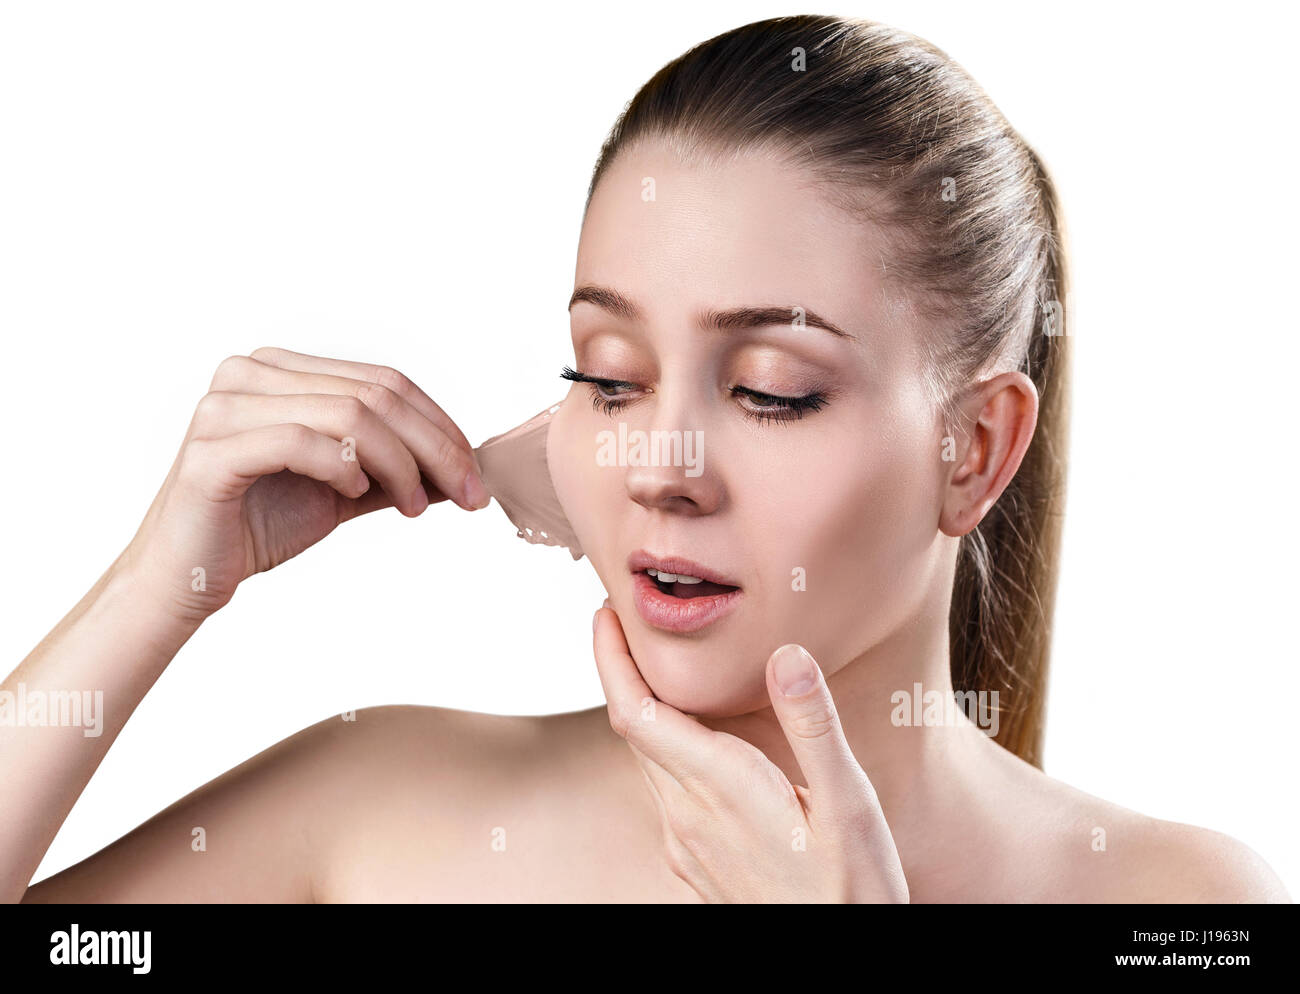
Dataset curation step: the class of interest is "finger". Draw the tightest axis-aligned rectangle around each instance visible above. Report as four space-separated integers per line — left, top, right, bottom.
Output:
592 606 721 788
337 481 399 521
247 347 476 457
335 476 442 523
628 740 723 897
627 742 719 896
179 423 370 503
627 739 686 808
766 644 875 803
210 355 486 510
190 391 429 516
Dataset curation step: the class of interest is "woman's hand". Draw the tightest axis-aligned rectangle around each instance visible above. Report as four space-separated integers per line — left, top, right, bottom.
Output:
592 604 909 904
119 347 489 626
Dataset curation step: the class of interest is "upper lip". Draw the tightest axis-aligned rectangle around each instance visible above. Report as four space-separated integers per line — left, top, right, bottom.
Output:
627 550 741 588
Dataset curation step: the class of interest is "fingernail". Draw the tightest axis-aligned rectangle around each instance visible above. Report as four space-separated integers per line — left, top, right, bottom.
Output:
773 644 817 696
409 484 429 515
602 597 611 608
463 471 490 510
593 608 602 632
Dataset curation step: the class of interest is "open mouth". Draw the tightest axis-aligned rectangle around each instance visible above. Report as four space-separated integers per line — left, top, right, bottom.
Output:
627 551 743 634
643 567 740 599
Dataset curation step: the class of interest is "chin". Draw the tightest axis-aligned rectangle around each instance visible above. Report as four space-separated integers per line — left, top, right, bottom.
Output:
623 625 773 717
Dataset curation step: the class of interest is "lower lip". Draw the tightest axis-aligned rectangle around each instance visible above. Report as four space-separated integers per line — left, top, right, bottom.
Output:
630 571 742 634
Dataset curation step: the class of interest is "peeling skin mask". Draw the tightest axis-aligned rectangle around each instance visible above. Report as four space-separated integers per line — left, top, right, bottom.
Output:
474 403 584 560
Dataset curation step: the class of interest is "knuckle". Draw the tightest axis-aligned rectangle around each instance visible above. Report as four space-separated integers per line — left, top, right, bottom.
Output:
211 354 255 390
738 752 793 803
178 437 213 480
666 801 707 845
678 772 724 811
430 429 471 476
334 394 371 430
398 460 422 494
280 422 316 448
786 707 838 741
373 364 413 397
663 838 694 879
606 701 636 739
355 381 401 426
193 390 232 427
448 433 476 472
248 346 283 364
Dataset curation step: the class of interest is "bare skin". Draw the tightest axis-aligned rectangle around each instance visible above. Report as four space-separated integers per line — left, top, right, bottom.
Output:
7 143 1292 905
18 703 1288 903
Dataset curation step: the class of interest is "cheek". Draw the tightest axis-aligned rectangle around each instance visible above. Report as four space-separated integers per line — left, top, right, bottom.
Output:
548 393 620 582
734 405 944 674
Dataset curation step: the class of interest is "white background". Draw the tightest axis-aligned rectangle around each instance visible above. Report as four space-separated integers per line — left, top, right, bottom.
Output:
2 0 1296 897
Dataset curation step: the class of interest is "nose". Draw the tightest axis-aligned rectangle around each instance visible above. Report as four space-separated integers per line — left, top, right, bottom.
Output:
623 427 722 516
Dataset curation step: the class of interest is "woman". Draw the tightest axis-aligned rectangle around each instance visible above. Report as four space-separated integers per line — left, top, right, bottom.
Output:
5 14 1289 903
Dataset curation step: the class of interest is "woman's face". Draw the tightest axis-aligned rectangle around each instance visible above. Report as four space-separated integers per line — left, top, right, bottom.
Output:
549 140 954 717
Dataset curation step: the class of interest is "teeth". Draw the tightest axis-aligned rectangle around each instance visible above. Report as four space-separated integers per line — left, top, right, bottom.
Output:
646 568 703 584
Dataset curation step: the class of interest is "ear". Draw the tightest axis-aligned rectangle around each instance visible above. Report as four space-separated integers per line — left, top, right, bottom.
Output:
939 371 1039 538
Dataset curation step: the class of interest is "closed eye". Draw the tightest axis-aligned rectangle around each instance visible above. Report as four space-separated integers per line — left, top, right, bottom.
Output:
731 386 829 424
560 365 642 415
559 366 830 424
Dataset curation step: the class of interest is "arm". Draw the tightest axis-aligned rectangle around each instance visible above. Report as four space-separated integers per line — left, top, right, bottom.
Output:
2 559 202 902
3 347 487 903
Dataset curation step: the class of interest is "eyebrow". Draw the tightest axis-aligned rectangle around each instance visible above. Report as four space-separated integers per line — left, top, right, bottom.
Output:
567 284 853 340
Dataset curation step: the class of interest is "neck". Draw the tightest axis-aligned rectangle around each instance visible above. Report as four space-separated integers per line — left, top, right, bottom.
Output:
699 560 1014 890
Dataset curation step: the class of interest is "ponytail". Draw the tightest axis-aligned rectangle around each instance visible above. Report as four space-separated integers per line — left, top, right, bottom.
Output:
949 148 1072 768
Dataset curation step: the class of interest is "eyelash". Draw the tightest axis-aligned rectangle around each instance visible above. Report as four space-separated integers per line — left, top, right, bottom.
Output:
559 365 829 424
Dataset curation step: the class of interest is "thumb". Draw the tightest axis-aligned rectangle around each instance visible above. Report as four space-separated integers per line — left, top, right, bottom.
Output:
766 644 866 800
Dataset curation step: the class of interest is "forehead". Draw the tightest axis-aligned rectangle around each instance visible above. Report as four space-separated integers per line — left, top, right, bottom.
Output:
574 140 895 337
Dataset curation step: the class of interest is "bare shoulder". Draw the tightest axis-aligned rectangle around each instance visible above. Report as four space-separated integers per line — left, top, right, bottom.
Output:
308 702 621 797
993 752 1291 904
21 703 648 903
24 704 521 903
1098 815 1292 904
311 703 663 902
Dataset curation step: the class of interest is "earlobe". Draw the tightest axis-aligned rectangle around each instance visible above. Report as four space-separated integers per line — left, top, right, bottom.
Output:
938 372 1039 538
